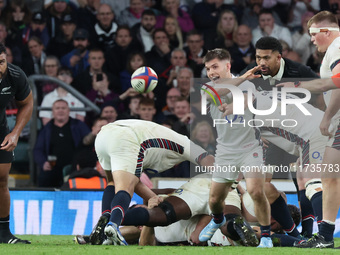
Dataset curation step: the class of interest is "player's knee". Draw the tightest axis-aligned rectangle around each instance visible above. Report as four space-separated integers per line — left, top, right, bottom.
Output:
209 194 223 206
247 187 265 202
305 178 322 200
264 182 280 201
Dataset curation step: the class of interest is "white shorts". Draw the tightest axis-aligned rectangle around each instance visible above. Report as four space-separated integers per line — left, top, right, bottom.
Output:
300 129 328 165
95 125 141 175
212 146 264 182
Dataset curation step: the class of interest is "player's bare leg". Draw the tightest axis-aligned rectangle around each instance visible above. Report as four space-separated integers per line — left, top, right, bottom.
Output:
245 170 272 248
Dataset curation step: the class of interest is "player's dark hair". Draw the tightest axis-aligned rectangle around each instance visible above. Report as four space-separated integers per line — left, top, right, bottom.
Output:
307 11 339 29
203 48 231 63
288 204 301 227
255 37 283 55
0 42 6 55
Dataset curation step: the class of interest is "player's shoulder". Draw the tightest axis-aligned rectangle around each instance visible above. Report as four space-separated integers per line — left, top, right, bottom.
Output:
7 63 25 77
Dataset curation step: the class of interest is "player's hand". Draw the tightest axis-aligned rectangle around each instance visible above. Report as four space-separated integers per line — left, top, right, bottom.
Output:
320 116 333 137
43 161 52 171
240 65 261 80
147 195 163 209
276 82 295 88
0 133 19 151
218 103 233 116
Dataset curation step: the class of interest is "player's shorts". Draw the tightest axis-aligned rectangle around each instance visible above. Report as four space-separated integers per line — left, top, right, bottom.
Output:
95 124 142 176
0 126 13 163
212 146 264 182
327 119 340 150
300 129 328 166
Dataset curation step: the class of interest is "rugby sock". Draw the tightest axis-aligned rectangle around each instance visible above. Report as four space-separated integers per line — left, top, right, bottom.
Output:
271 195 299 237
121 207 149 226
271 233 300 247
260 225 271 238
310 191 323 225
299 190 314 237
319 221 335 242
101 185 115 214
212 213 224 224
0 216 10 236
109 190 131 226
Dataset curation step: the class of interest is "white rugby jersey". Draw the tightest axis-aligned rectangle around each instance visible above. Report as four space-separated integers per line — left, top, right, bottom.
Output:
320 36 340 120
204 78 260 155
100 119 207 174
254 91 324 150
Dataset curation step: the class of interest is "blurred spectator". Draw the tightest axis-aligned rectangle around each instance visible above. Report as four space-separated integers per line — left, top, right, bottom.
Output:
4 0 32 50
292 12 315 65
172 96 192 136
0 22 7 44
177 67 193 99
163 15 183 49
162 87 181 116
82 117 108 148
5 46 12 63
22 11 50 49
156 0 194 33
74 47 120 96
159 48 187 87
327 0 340 25
214 9 238 49
138 97 157 122
118 94 143 119
120 51 146 93
263 0 291 24
145 28 172 75
184 30 207 77
131 9 156 52
252 9 292 48
100 104 118 123
93 3 118 52
191 0 224 50
306 49 323 75
40 55 60 97
228 24 255 75
60 28 90 77
101 0 130 17
191 120 216 155
0 0 6 17
106 25 143 76
45 0 75 39
46 13 76 58
241 0 283 29
279 39 301 63
39 66 85 125
288 0 319 31
34 99 90 188
61 148 107 189
21 36 46 76
76 0 100 39
118 0 145 27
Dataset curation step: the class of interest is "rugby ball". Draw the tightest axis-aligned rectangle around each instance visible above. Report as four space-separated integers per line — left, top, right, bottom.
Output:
131 66 158 93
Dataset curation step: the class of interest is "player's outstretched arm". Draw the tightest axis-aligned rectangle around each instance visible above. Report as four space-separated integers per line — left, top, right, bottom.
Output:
276 77 339 93
139 226 156 246
135 180 158 202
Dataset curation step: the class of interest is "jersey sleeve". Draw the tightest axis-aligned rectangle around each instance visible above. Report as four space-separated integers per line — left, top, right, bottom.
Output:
14 67 31 101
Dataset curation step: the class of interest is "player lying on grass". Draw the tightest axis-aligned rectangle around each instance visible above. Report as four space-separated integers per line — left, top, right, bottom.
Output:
93 119 214 245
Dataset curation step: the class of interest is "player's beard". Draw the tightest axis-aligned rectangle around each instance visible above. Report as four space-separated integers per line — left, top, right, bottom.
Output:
0 68 8 79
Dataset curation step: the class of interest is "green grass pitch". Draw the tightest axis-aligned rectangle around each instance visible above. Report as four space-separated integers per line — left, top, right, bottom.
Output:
0 236 339 255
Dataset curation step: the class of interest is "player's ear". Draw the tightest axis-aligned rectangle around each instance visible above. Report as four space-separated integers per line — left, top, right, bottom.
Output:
226 61 231 71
